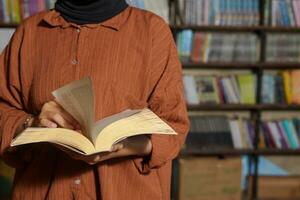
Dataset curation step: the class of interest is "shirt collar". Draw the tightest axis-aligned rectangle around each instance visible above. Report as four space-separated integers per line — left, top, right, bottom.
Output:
42 7 130 30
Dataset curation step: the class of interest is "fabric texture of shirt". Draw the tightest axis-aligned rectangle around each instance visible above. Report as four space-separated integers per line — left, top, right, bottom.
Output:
0 6 189 200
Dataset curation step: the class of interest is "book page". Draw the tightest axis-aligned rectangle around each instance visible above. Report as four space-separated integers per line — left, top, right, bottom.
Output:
95 109 177 152
11 128 96 155
91 109 141 143
52 78 95 141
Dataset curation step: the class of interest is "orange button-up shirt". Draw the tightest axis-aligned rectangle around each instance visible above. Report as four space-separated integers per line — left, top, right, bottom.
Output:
0 6 189 200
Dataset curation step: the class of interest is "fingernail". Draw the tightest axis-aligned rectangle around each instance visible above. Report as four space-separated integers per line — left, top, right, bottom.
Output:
111 146 116 152
51 123 57 128
94 155 100 162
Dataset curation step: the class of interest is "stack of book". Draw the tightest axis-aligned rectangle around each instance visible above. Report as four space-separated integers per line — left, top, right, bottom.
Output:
183 73 257 105
264 0 300 27
266 33 300 62
260 118 300 149
0 0 55 24
184 115 255 150
176 30 259 63
261 70 300 104
178 0 260 26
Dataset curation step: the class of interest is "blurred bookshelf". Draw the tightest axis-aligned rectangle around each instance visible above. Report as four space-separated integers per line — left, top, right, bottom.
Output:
170 0 300 199
0 23 17 28
181 62 300 69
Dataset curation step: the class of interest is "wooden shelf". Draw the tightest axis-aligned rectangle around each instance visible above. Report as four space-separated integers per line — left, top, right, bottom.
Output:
171 25 300 33
180 149 300 157
187 104 300 111
2 24 300 31
182 62 300 70
0 23 18 28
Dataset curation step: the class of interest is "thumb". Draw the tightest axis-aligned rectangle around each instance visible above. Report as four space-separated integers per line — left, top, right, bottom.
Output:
111 143 124 152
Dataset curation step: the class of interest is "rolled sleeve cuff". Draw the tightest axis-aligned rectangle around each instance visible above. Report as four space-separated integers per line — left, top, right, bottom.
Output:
1 110 30 167
133 135 177 174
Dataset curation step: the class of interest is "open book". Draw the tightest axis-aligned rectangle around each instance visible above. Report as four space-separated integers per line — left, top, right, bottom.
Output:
11 78 177 155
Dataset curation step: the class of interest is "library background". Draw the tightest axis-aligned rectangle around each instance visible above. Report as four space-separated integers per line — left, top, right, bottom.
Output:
1 0 300 199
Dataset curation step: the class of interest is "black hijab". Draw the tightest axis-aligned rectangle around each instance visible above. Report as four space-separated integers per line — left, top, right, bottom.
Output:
55 0 128 25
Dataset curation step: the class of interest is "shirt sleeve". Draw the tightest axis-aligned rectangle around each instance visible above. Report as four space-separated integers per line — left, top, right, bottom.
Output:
0 25 32 168
133 16 190 174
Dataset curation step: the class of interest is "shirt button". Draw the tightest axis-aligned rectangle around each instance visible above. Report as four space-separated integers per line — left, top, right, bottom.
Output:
71 59 78 65
76 28 80 33
74 178 81 185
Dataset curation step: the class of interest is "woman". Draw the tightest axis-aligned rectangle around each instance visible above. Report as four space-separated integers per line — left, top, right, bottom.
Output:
0 0 189 199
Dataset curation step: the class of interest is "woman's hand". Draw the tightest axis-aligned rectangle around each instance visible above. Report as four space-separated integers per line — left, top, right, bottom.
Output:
62 135 152 165
30 101 80 130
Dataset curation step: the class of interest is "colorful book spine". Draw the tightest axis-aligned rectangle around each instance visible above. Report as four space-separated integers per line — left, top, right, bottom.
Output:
291 70 300 104
287 0 296 26
275 121 290 149
282 120 299 149
191 32 202 63
268 121 283 148
282 71 292 104
293 0 300 26
279 0 290 26
0 0 3 22
3 0 11 23
271 0 278 26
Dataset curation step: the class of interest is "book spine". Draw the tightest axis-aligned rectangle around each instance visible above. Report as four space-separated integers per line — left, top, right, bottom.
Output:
292 118 300 139
243 121 254 149
198 0 203 25
229 119 243 149
38 0 46 12
280 0 291 26
287 119 300 148
291 70 300 104
254 0 260 25
220 77 232 103
176 32 182 59
3 0 11 23
203 0 209 25
271 0 278 26
268 121 283 148
262 121 276 148
191 32 202 63
29 0 36 16
212 76 221 104
276 121 290 149
296 0 300 27
202 33 210 62
282 71 292 104
287 0 296 26
213 0 221 25
246 121 255 148
216 76 225 103
0 0 3 22
183 75 199 105
282 120 298 149
226 76 238 103
264 0 269 25
274 74 286 104
292 0 300 26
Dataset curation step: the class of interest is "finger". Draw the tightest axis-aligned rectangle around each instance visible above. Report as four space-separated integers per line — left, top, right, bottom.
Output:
93 155 101 163
52 113 75 129
53 101 81 129
111 143 124 152
40 118 58 128
58 111 80 130
57 108 81 129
